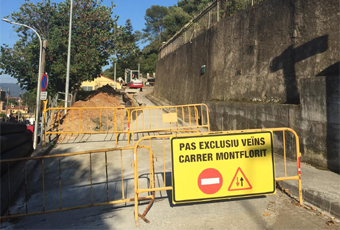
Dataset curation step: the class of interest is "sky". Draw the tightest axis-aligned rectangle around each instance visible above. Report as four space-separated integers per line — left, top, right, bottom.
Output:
0 0 178 84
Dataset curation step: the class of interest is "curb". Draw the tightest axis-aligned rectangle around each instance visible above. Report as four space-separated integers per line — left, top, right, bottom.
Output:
278 179 340 219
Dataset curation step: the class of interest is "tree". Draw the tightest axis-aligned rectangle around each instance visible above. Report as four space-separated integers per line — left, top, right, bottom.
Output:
0 0 119 101
139 40 159 75
142 5 168 43
22 91 36 112
105 19 141 80
163 6 191 39
7 98 18 106
177 0 213 16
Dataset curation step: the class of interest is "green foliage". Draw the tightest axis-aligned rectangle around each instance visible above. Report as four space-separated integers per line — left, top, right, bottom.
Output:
0 112 6 119
163 6 191 39
76 89 93 101
22 91 36 112
142 5 168 42
177 0 212 16
7 98 18 106
0 0 119 96
103 19 141 80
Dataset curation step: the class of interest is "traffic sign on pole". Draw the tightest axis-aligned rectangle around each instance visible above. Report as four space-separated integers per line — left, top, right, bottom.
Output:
171 131 275 204
41 73 48 91
40 91 48 100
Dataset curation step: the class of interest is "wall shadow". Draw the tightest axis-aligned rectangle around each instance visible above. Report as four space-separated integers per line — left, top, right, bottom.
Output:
271 35 329 104
317 62 340 173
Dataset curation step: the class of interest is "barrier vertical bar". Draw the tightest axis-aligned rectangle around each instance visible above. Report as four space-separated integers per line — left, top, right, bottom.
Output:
163 138 166 187
182 107 185 128
58 157 62 209
79 109 82 132
200 105 203 126
72 110 74 132
90 153 93 205
114 109 117 145
283 131 287 177
149 109 152 130
176 107 179 129
64 110 67 131
100 109 102 132
155 108 159 130
107 109 109 131
142 110 145 131
105 151 109 202
134 145 140 226
188 106 192 127
120 150 125 200
57 111 60 132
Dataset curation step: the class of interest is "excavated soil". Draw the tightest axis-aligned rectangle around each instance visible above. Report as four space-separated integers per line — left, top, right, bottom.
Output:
55 85 131 141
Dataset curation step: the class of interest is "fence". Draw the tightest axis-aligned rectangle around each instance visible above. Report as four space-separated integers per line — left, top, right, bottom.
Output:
44 104 210 145
129 104 210 144
133 128 302 226
44 107 130 146
0 146 154 219
158 0 265 60
1 127 302 225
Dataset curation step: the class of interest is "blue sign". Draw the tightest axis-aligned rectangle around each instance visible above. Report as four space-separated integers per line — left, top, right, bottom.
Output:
41 73 48 91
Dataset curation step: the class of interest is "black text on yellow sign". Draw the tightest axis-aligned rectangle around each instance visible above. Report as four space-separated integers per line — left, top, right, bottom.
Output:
171 131 275 204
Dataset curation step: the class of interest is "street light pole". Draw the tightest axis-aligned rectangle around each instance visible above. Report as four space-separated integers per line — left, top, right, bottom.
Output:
64 0 73 108
2 18 43 150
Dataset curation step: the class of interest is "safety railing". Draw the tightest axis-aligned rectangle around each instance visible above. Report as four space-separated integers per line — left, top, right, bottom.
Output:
133 128 302 226
0 147 153 220
129 104 210 144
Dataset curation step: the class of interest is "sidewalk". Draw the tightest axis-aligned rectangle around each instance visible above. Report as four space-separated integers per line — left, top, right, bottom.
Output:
146 92 340 219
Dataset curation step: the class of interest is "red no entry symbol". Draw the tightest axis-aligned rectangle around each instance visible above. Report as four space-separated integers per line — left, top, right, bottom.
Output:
198 168 223 194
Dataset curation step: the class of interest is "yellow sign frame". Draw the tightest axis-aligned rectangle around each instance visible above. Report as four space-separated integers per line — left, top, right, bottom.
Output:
171 131 276 204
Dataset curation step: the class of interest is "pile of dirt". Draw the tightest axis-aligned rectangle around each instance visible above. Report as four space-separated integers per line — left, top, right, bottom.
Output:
58 85 127 137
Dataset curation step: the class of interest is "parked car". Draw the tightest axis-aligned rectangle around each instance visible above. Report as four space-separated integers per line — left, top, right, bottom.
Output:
145 78 155 86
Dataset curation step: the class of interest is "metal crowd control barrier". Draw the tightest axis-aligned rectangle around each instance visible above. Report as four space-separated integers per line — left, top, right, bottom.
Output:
1 127 302 224
129 104 210 144
133 128 303 226
44 104 210 146
44 107 131 146
0 147 153 220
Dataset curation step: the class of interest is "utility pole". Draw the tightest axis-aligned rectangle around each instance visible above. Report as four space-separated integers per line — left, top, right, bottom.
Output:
6 87 10 122
65 0 73 109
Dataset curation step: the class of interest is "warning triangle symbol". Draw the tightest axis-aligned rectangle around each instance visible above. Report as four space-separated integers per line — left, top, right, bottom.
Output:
228 167 252 191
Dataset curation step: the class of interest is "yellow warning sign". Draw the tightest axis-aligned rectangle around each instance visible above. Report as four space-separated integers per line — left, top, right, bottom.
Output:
228 167 252 191
171 131 275 204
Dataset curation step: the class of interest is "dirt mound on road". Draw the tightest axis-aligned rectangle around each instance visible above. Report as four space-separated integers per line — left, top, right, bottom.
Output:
57 85 127 142
74 84 122 107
